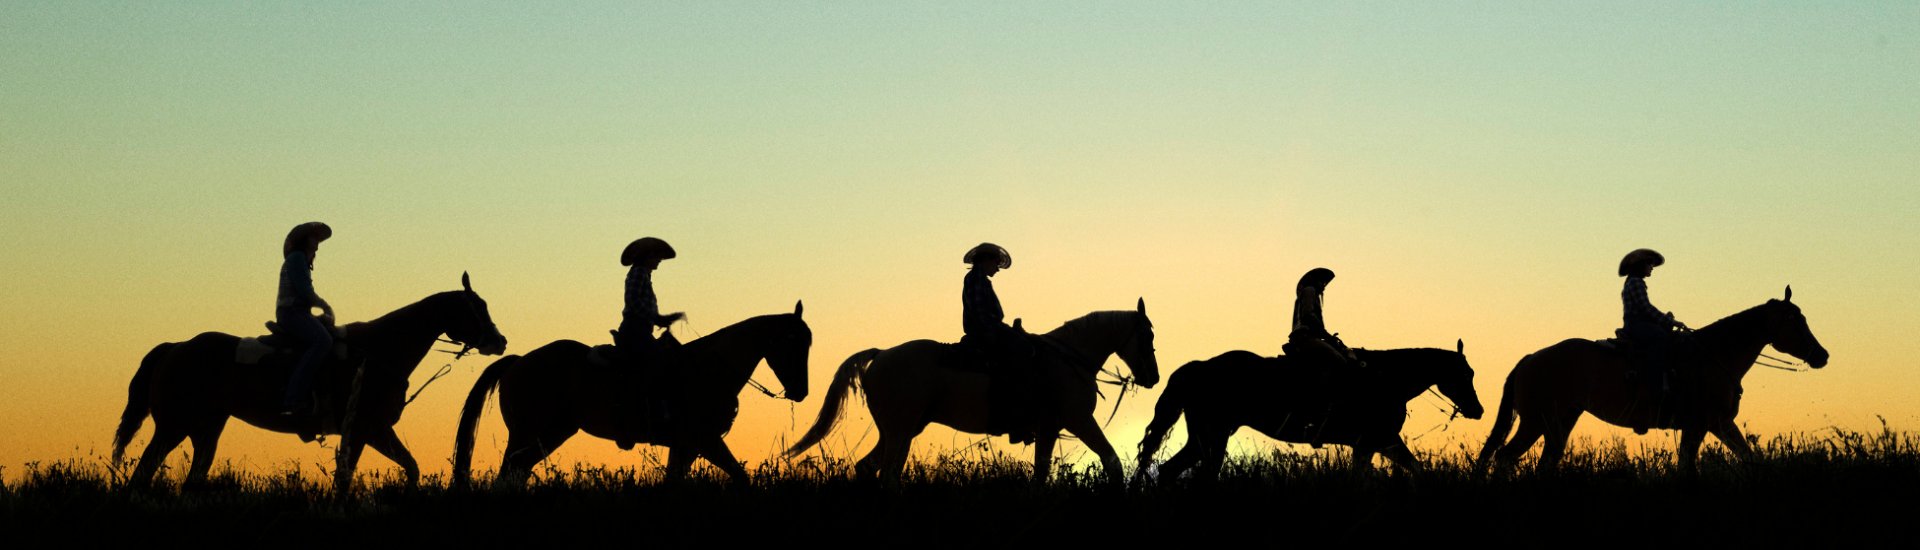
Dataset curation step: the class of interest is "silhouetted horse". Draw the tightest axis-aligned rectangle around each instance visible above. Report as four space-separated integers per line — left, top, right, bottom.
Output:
1135 342 1484 482
454 302 811 487
785 299 1159 487
1476 287 1829 474
113 273 508 492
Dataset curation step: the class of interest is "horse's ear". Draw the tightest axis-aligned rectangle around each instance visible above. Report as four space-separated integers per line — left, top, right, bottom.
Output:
1457 339 1464 354
462 271 473 293
1137 297 1146 315
794 300 804 317
1784 285 1793 303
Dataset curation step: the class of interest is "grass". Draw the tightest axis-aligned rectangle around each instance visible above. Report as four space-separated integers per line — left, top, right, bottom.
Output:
5 426 1918 545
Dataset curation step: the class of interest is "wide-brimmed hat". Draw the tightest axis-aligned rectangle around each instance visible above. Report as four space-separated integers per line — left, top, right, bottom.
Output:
964 242 1011 269
622 237 677 266
1298 267 1336 289
283 222 332 256
1618 248 1664 277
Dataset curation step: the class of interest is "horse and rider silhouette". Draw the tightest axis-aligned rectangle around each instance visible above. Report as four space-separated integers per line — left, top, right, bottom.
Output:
113 231 1832 490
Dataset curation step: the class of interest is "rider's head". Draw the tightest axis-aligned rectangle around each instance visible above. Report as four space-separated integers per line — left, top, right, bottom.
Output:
1618 248 1664 278
1298 267 1336 292
622 237 676 270
964 242 1011 276
284 222 331 259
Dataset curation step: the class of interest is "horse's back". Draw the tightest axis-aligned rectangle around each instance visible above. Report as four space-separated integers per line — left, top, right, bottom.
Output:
1503 338 1624 407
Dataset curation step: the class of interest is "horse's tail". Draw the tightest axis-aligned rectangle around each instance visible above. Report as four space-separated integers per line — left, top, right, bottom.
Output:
453 353 518 487
1476 354 1527 466
1136 359 1201 466
783 348 880 459
112 343 173 464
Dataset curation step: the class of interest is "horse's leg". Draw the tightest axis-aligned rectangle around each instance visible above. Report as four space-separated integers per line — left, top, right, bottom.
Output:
878 426 920 489
1062 415 1125 486
1377 441 1424 477
664 444 699 482
855 438 885 480
1537 410 1580 473
1677 427 1706 474
1709 420 1756 463
1157 444 1203 482
129 424 188 488
1350 448 1378 478
699 437 751 483
333 435 367 494
497 429 573 488
362 426 421 487
1492 414 1548 472
183 417 230 489
1031 434 1056 485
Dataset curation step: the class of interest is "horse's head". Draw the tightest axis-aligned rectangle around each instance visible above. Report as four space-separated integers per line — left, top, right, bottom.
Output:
762 300 814 402
1117 298 1161 388
443 272 508 356
1437 339 1484 420
1765 286 1829 369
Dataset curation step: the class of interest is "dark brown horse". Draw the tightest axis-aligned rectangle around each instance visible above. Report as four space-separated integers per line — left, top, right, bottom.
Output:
1135 343 1484 482
1476 287 1830 474
453 302 811 487
784 300 1159 487
112 273 508 492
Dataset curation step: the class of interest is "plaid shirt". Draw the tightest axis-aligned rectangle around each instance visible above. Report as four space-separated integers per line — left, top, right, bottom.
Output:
962 269 1005 336
1622 276 1674 330
624 266 670 328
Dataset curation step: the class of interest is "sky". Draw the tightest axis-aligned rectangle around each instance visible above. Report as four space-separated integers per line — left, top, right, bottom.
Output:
2 2 1916 480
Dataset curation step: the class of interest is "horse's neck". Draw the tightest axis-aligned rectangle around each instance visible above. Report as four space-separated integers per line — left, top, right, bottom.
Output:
1044 320 1116 371
1693 310 1771 381
683 324 767 393
352 296 448 377
1362 350 1445 400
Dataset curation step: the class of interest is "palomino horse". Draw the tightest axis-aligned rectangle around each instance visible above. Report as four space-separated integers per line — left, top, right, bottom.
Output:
1135 343 1484 482
785 299 1159 487
1476 287 1829 473
454 302 811 486
113 273 508 491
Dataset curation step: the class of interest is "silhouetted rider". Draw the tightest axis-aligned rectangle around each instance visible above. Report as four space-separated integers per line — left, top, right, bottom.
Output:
1284 267 1362 370
279 221 336 416
1619 248 1685 386
615 236 685 358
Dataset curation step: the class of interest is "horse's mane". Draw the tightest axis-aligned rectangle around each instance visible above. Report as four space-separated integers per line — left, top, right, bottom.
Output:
1694 299 1785 338
1351 347 1470 376
340 290 466 337
683 313 804 351
1043 310 1138 340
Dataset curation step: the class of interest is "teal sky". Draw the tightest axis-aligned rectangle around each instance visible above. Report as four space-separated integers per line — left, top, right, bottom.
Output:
2 2 1916 475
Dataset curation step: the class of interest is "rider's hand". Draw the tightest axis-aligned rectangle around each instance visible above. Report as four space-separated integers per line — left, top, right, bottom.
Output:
665 312 686 324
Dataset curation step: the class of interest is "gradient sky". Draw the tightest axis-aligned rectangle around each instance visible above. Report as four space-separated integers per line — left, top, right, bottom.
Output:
3 2 1916 479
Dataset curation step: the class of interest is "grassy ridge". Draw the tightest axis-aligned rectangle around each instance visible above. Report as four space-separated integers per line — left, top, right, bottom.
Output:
5 427 1918 545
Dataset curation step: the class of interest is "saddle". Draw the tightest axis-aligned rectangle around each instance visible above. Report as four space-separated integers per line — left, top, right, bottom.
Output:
1607 330 1691 434
235 321 352 365
593 333 689 450
951 327 1057 444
